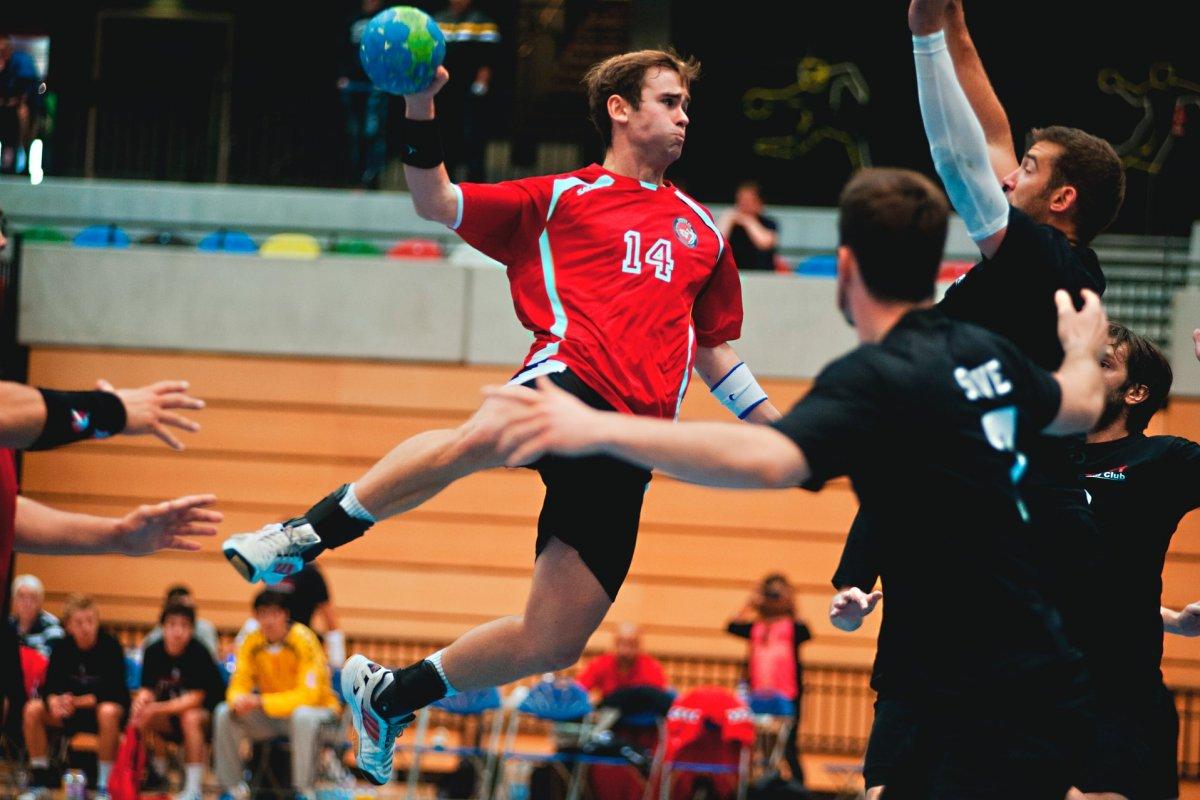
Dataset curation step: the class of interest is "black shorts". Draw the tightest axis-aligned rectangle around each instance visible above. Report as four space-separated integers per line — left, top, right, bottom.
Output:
876 691 1091 800
1076 682 1179 800
63 708 98 737
519 368 651 602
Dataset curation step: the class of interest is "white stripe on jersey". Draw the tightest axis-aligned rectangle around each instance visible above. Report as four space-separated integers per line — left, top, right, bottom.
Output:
673 190 725 260
673 324 696 421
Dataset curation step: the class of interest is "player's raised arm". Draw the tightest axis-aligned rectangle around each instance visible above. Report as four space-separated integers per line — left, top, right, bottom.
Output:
694 344 781 423
909 0 1010 258
1163 603 1200 637
401 66 459 226
943 1 1018 181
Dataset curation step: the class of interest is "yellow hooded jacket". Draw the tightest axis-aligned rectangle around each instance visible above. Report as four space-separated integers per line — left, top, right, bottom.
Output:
226 622 341 718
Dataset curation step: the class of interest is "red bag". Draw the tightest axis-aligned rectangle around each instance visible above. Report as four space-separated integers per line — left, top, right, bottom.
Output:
108 723 145 800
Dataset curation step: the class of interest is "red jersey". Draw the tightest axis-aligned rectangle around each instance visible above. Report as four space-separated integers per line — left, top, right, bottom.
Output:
454 164 743 418
576 652 667 696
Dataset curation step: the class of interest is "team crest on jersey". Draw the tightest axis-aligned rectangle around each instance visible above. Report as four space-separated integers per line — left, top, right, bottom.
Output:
673 217 698 248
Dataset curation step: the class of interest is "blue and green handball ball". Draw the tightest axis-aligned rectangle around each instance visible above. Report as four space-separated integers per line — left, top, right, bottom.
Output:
358 6 446 95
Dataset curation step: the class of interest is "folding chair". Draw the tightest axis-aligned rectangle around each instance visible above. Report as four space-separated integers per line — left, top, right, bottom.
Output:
401 687 505 800
494 677 593 800
746 690 796 781
649 687 755 800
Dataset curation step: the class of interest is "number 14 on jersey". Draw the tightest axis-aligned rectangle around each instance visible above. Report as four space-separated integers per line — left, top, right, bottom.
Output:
621 230 675 283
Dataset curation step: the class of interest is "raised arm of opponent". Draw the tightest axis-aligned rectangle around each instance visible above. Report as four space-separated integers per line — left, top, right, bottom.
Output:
1163 603 1200 637
910 0 1010 258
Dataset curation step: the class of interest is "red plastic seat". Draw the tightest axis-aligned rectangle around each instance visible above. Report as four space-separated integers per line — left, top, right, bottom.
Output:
387 238 445 259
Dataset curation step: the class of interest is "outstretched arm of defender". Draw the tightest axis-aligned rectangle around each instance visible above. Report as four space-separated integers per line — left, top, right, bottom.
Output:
1046 289 1107 435
830 587 883 633
487 378 809 489
1163 603 1200 636
402 66 459 226
910 0 1010 259
695 344 781 423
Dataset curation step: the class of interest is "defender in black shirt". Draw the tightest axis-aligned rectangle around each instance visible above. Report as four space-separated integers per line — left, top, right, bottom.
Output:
487 168 1109 798
831 3 1128 796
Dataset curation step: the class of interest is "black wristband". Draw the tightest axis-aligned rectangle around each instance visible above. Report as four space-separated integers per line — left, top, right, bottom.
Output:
29 389 127 451
287 484 374 559
400 118 445 169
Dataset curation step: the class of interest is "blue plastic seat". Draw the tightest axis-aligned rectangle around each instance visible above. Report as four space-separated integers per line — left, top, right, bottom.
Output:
73 224 130 248
198 230 258 254
795 253 837 277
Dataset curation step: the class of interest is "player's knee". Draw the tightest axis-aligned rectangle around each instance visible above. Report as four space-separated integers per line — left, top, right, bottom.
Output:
533 633 588 672
181 707 206 730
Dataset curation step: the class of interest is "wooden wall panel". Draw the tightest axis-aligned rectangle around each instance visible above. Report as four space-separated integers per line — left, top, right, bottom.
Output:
14 347 1200 689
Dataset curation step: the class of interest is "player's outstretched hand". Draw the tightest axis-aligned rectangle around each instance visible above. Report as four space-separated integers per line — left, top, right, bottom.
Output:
1055 289 1108 363
1177 602 1200 637
909 0 952 36
111 494 221 556
97 378 204 451
829 587 883 633
484 377 607 466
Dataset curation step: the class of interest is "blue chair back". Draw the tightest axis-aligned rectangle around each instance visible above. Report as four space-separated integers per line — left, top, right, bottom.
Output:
73 224 130 248
518 679 592 721
124 653 142 691
748 690 794 717
435 687 502 715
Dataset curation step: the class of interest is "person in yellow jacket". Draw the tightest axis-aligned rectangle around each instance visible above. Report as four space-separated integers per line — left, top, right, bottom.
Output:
214 589 341 800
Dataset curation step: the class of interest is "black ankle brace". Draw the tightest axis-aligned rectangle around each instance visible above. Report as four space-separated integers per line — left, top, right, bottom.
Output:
372 660 447 719
290 484 373 559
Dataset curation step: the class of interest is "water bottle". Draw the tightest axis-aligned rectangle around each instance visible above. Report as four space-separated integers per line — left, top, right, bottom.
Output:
62 769 88 800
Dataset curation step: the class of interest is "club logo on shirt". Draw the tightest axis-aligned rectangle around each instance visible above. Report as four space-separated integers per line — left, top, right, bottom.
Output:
1085 466 1127 481
673 217 698 248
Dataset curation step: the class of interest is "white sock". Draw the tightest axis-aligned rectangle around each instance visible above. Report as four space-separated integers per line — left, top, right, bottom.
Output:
30 757 49 769
98 762 113 788
339 483 376 523
183 764 204 797
427 649 459 698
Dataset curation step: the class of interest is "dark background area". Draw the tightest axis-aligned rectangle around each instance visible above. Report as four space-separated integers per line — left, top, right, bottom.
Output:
3 0 1198 234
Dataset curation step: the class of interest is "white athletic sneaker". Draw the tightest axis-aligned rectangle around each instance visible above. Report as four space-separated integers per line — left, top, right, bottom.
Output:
342 654 414 786
222 521 321 584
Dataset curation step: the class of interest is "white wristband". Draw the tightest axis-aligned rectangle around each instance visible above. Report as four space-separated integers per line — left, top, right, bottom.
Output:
711 362 768 419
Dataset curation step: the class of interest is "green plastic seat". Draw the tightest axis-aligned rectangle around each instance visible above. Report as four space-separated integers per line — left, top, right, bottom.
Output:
330 239 383 256
21 226 70 243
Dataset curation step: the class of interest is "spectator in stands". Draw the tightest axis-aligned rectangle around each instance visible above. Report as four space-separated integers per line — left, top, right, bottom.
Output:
281 564 345 666
214 589 341 800
577 624 669 800
727 573 811 787
22 594 129 798
133 602 225 800
9 574 63 658
718 181 780 272
0 36 34 175
577 623 666 700
339 0 388 189
233 564 345 666
142 584 219 659
435 0 501 182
